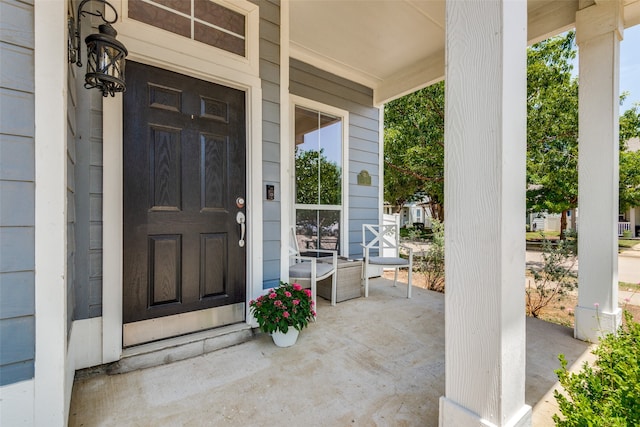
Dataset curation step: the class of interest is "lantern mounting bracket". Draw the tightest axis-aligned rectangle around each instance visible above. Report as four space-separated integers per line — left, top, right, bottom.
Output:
69 0 119 68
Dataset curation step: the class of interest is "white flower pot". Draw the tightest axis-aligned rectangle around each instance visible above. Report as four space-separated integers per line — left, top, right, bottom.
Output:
271 328 299 347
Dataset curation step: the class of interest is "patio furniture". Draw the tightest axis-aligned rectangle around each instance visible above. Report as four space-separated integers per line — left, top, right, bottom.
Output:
289 227 338 309
361 224 413 298
317 257 363 303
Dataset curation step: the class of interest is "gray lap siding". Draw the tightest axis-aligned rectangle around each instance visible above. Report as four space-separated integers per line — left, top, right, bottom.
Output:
0 0 36 386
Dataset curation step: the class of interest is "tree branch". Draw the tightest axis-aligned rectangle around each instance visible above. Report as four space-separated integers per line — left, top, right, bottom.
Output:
384 161 443 182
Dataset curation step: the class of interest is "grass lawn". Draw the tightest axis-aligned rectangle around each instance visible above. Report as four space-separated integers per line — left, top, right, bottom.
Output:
525 231 560 240
525 232 638 251
619 239 638 249
620 282 640 291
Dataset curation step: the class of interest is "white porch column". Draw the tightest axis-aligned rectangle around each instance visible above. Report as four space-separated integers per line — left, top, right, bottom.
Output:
439 1 530 426
34 0 68 424
574 0 623 342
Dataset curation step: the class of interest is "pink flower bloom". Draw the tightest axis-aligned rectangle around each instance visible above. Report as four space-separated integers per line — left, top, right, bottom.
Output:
594 303 600 308
304 289 312 297
293 283 302 291
257 295 263 302
274 300 283 307
285 291 292 298
269 292 277 299
250 299 254 305
624 297 631 303
311 310 316 317
311 300 315 307
283 311 290 318
292 299 300 305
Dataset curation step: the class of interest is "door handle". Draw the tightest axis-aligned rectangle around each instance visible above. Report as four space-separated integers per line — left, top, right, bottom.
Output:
236 211 246 247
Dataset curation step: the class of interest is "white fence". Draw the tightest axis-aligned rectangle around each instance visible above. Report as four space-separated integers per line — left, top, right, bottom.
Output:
618 222 631 237
382 213 400 258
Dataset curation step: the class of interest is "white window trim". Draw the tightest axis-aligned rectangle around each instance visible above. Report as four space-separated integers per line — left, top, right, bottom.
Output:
101 0 262 363
288 95 349 258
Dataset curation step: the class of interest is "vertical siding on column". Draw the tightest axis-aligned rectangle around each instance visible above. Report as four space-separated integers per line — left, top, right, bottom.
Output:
289 59 380 257
253 0 281 289
73 67 104 320
67 56 77 334
0 0 35 386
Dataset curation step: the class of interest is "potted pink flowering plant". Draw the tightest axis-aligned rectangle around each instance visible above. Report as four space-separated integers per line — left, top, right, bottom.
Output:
249 281 315 347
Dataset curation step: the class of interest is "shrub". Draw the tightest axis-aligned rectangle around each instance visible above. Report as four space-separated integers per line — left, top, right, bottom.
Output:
553 311 640 426
413 218 444 292
526 233 577 318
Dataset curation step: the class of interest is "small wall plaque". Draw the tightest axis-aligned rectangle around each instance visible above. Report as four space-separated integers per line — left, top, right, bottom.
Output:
357 170 371 186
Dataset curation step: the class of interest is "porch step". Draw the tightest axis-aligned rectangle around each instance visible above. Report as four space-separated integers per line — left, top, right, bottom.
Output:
106 323 256 375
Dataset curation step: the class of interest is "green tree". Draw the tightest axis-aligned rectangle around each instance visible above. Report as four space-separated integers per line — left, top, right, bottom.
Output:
295 148 341 205
526 31 579 236
384 82 445 221
384 31 639 228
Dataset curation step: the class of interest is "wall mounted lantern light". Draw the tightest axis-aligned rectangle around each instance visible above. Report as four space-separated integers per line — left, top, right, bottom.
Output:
68 0 128 97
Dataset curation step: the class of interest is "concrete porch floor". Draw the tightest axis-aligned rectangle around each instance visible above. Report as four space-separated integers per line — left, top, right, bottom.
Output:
69 278 591 426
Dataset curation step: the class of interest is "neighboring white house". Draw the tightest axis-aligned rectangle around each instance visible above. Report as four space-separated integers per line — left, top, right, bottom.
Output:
384 199 433 228
528 210 577 233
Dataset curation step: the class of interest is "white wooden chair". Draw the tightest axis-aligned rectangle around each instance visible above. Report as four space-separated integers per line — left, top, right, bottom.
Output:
361 224 413 298
289 227 338 310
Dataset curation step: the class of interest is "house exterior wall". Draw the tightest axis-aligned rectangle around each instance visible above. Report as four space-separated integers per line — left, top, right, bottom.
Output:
289 59 380 258
254 0 282 289
0 0 36 387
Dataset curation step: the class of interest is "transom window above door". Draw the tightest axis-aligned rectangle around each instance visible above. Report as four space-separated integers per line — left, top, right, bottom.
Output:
294 104 346 254
128 0 247 57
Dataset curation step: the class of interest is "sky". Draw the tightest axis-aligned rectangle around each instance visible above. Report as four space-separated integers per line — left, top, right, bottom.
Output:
619 25 640 112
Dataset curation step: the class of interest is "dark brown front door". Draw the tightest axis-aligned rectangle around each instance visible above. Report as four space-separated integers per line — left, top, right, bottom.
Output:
123 62 246 345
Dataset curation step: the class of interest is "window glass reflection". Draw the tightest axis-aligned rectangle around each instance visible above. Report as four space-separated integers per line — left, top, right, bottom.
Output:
295 210 340 254
294 106 342 205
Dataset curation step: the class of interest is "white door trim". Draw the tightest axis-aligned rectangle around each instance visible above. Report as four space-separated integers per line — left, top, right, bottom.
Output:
102 0 262 362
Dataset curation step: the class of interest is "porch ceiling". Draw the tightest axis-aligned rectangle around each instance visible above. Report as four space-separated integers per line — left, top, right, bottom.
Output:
289 0 640 106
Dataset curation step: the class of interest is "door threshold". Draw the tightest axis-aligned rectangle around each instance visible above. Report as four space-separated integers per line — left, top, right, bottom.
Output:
123 303 245 347
108 323 255 375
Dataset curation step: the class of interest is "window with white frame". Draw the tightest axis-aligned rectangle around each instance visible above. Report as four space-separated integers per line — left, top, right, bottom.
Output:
293 104 345 254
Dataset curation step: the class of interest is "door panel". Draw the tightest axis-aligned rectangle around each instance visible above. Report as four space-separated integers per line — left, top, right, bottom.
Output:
123 61 246 329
